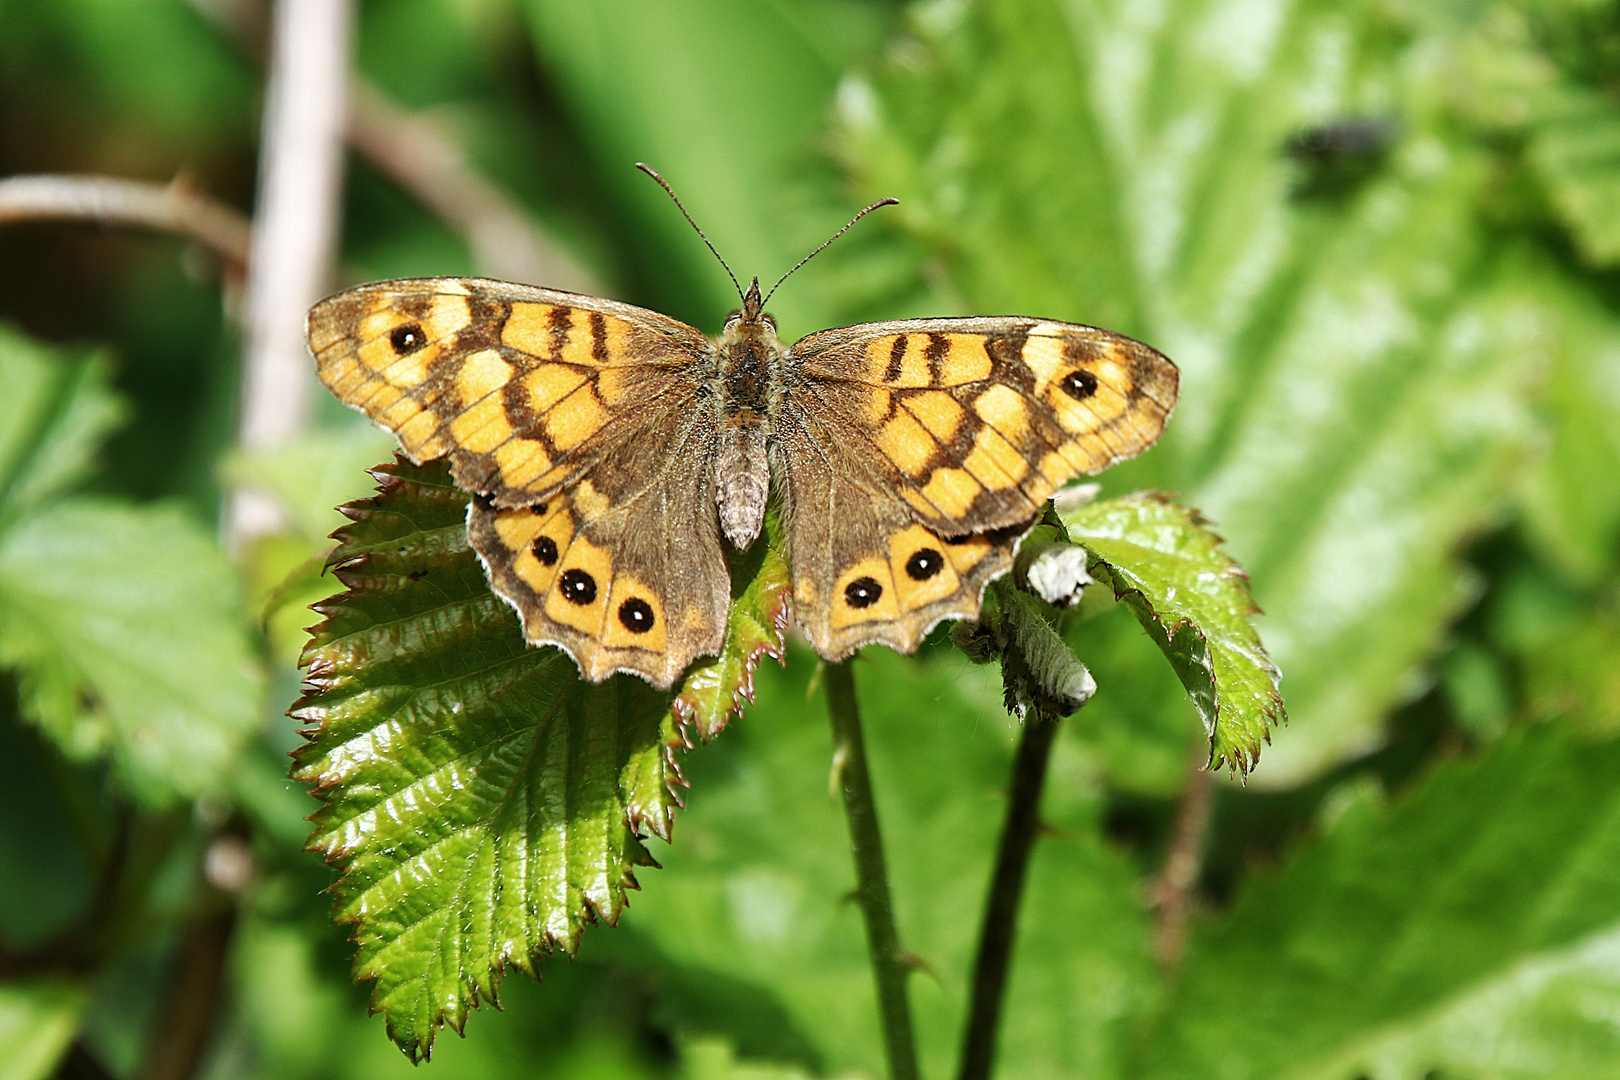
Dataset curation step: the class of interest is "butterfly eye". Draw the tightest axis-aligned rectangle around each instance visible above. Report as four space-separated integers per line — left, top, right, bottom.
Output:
724 310 743 328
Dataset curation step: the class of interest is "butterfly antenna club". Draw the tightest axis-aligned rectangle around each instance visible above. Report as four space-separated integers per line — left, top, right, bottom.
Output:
635 162 745 304
763 196 898 306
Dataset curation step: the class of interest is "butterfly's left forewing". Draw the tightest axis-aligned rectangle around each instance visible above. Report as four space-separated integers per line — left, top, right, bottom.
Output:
778 316 1177 659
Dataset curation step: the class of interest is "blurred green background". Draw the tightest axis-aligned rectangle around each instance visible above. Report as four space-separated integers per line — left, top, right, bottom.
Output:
4 0 1620 1077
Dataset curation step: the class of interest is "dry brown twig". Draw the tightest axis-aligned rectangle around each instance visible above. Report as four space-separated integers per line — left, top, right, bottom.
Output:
186 0 601 294
0 174 252 271
1151 735 1217 972
225 0 354 549
346 80 601 292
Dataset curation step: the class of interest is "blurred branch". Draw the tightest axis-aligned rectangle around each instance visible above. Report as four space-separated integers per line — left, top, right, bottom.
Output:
226 0 354 549
139 900 238 1080
346 80 602 292
187 0 601 292
1151 735 1217 972
0 174 251 271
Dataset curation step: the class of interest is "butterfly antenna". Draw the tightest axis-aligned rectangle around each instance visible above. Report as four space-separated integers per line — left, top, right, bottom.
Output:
635 162 745 303
763 196 899 306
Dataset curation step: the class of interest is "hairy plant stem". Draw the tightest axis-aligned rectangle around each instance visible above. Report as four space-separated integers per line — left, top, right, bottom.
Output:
957 710 1063 1080
824 660 920 1080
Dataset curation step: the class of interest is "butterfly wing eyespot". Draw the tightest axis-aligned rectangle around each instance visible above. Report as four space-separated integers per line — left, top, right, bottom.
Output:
778 315 1176 658
308 277 731 689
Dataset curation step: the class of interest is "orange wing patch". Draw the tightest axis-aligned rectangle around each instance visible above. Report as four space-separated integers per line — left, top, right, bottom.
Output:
308 279 711 507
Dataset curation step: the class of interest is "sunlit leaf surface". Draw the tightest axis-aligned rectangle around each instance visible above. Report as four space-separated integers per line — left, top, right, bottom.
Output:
293 457 788 1057
1065 493 1283 774
1153 726 1620 1080
839 0 1552 783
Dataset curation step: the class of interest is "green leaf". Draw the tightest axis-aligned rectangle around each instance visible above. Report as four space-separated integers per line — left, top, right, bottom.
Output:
841 0 1553 783
1064 493 1282 775
0 978 84 1080
625 648 1154 1079
1516 283 1620 582
0 499 263 804
519 0 894 336
0 326 124 518
1529 89 1620 268
1149 725 1620 1080
673 510 791 742
293 457 789 1057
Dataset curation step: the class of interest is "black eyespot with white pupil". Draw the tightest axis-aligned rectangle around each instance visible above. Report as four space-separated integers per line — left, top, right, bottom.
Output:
532 536 558 566
905 549 944 581
844 576 883 608
618 598 655 634
1060 369 1099 400
559 569 597 605
390 322 427 354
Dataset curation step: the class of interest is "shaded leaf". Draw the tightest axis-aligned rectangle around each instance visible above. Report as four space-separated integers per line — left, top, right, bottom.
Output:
0 326 124 518
1065 493 1282 775
0 499 263 804
1529 89 1620 268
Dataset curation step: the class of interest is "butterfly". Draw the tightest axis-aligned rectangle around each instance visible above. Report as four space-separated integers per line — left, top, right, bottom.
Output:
306 172 1178 691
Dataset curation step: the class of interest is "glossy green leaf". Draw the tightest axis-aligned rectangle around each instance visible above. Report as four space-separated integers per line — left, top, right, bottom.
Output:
1149 725 1620 1080
294 457 790 1057
1064 493 1281 775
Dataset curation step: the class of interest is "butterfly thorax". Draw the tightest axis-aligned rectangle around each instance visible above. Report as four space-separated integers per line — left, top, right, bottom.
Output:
712 277 781 550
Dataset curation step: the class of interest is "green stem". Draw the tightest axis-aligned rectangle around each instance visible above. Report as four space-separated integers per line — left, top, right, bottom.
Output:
957 711 1062 1080
824 660 921 1080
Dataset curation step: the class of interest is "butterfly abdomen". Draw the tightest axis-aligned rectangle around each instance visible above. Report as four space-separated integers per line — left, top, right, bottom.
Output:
711 310 782 549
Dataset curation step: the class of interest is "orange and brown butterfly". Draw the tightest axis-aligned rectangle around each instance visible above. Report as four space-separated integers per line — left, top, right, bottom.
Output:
305 166 1178 691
